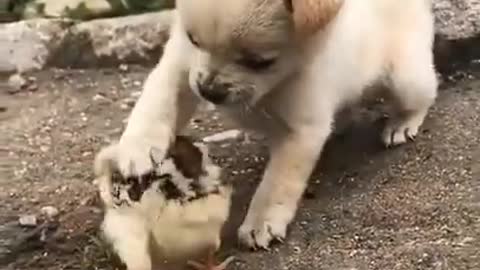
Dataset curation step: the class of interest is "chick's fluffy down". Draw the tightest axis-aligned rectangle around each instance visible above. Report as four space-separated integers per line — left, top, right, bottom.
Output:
97 140 232 267
103 184 231 261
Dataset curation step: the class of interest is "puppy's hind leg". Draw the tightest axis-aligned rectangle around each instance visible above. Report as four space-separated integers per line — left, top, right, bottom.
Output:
382 39 438 147
102 210 152 270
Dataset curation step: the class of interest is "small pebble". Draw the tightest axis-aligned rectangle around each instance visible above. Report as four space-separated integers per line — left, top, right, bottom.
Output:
203 129 242 143
92 94 110 103
204 102 216 111
80 196 96 206
119 64 129 72
133 80 142 87
19 214 37 227
459 236 475 246
120 103 130 110
130 91 142 98
41 206 59 218
123 98 136 107
27 84 38 92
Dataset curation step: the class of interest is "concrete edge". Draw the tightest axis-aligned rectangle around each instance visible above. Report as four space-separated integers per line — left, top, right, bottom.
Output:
0 10 174 74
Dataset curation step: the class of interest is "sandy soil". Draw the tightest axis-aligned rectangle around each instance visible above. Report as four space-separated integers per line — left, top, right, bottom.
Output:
0 63 479 270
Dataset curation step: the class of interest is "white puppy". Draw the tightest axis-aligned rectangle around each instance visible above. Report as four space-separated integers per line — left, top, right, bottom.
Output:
95 0 438 250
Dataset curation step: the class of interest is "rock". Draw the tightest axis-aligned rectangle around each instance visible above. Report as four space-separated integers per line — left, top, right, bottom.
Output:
7 74 38 93
40 206 59 219
130 90 142 98
18 215 37 227
119 63 129 72
50 10 173 68
92 93 111 104
203 130 243 143
7 73 27 93
0 10 172 73
122 97 137 107
433 0 480 40
0 19 72 74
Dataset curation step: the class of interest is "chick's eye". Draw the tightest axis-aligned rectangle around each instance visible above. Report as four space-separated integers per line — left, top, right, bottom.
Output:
237 57 276 71
187 32 199 47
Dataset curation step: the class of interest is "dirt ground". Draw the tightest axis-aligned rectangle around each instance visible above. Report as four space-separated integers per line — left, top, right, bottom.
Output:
0 63 479 270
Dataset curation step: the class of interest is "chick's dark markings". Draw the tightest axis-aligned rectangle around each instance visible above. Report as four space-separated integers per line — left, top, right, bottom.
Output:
110 136 220 205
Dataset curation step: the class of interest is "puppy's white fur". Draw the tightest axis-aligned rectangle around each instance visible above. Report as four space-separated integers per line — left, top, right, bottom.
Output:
96 0 438 249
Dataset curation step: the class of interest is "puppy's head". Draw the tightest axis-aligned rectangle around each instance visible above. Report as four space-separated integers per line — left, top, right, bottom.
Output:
177 0 342 107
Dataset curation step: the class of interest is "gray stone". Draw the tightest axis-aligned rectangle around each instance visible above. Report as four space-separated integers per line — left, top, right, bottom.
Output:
6 73 38 93
203 130 243 143
52 10 173 67
0 10 172 73
7 74 27 92
40 206 59 219
0 19 72 73
433 0 480 39
18 215 37 227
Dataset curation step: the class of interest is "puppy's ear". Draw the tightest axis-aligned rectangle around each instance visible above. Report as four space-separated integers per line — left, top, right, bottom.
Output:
284 0 343 36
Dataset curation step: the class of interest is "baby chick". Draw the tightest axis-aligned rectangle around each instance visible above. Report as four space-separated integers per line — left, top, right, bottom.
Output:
95 136 234 270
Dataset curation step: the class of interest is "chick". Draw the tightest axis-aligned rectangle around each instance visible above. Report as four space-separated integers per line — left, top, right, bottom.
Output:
95 136 234 270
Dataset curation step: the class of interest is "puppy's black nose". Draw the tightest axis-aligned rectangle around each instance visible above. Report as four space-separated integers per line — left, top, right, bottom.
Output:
197 83 229 104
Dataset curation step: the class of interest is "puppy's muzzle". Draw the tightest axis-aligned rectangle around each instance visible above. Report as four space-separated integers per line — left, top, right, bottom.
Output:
196 75 230 104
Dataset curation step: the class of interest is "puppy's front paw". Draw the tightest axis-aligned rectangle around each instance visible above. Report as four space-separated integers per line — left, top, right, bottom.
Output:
238 204 293 250
94 138 167 179
238 220 287 250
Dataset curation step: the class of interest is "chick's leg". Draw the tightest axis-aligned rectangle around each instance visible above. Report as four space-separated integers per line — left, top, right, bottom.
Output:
187 248 234 270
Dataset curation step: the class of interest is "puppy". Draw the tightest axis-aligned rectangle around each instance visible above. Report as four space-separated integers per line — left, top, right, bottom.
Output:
95 0 438 250
95 136 233 270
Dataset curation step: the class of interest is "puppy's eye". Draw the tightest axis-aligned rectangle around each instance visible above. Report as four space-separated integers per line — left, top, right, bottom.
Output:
237 57 276 71
187 32 200 47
